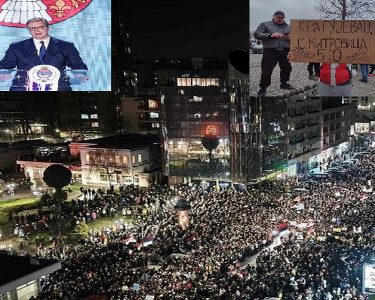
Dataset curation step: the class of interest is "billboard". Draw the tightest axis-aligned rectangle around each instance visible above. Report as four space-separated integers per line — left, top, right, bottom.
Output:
363 264 375 294
289 19 375 64
0 0 111 91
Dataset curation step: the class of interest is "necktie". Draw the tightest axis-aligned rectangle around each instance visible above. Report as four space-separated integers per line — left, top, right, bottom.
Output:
39 41 46 62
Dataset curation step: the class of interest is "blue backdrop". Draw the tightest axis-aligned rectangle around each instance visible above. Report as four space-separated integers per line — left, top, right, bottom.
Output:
0 0 111 91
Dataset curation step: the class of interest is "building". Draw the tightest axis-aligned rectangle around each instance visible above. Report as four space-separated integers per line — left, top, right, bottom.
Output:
351 97 375 146
121 96 160 135
79 135 161 187
287 96 322 175
0 140 49 171
228 49 261 183
261 97 288 176
320 98 355 168
112 0 136 96
0 254 60 300
257 97 355 177
158 58 230 185
17 134 161 188
56 93 123 140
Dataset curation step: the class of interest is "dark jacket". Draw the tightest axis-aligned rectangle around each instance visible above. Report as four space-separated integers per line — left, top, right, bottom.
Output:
0 37 87 91
253 20 290 49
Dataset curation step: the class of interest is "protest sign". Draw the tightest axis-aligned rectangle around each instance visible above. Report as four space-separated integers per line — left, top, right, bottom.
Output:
289 19 375 64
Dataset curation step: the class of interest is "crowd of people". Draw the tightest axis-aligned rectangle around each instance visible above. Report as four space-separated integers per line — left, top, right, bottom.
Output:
25 148 375 299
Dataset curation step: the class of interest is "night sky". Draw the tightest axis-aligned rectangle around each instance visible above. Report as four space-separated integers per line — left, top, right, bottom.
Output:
125 0 249 60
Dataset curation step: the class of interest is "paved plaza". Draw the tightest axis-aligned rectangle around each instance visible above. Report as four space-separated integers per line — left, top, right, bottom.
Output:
250 53 375 97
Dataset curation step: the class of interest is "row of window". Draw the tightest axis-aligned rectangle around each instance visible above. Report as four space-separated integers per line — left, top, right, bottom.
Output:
81 113 98 119
85 153 143 165
177 77 220 87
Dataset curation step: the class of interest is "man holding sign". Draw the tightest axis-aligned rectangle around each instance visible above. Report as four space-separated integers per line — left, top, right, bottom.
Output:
253 11 295 97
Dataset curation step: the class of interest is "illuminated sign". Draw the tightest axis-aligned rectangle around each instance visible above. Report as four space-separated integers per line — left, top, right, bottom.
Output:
205 125 217 135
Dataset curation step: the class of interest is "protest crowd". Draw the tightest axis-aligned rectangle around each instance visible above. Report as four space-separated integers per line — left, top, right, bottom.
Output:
22 148 375 300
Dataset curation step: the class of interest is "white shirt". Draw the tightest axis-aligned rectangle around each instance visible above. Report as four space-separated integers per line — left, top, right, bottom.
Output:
33 36 51 56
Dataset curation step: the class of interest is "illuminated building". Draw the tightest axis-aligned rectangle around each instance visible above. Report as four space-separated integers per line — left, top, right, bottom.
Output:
121 96 160 135
158 58 230 184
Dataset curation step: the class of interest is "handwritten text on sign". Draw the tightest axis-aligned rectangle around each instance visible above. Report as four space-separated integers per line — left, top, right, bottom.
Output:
289 20 375 64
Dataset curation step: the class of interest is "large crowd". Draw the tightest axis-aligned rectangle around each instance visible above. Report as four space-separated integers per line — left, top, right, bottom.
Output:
18 148 375 299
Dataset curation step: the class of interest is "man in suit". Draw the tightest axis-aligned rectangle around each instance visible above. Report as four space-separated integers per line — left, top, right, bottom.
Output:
0 17 88 91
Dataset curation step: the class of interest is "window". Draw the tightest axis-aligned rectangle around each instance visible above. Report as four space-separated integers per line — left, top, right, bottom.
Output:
123 156 128 164
152 123 160 128
81 114 89 119
138 154 142 163
149 112 159 118
148 99 158 108
91 122 99 127
90 114 98 119
132 156 135 164
85 153 90 163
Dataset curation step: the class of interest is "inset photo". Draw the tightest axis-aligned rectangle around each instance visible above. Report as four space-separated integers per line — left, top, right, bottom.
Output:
250 0 375 97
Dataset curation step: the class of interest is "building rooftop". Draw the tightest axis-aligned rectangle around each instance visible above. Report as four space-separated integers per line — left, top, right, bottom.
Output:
0 253 61 294
82 133 160 150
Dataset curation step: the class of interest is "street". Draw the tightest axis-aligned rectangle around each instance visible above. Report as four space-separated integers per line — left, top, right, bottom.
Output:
250 53 375 97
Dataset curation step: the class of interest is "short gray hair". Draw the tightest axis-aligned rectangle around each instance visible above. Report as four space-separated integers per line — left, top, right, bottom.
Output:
26 18 49 28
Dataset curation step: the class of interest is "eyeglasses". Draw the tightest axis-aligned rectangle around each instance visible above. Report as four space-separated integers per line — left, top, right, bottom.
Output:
28 26 47 31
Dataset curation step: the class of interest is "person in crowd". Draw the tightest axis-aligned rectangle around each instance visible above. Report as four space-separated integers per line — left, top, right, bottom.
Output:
359 63 369 83
318 63 352 96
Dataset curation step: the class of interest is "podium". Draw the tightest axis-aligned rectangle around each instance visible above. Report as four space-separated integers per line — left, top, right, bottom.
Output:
0 65 89 91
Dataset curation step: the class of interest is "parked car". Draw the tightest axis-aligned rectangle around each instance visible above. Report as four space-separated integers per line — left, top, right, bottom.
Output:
252 41 263 54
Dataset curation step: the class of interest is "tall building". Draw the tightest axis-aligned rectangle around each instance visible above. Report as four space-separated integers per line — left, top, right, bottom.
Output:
158 58 230 184
228 49 261 182
112 0 136 96
320 98 356 167
261 97 288 176
287 96 322 175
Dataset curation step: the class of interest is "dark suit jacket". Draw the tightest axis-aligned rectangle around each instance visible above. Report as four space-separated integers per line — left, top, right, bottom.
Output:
0 37 88 91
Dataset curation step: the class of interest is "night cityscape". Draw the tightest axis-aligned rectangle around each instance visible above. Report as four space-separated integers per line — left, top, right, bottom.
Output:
1 0 375 300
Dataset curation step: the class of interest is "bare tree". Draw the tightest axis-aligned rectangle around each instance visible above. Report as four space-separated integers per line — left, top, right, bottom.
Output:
88 149 130 187
314 0 375 20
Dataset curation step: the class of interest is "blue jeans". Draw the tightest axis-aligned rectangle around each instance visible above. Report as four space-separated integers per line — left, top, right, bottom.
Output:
360 64 369 81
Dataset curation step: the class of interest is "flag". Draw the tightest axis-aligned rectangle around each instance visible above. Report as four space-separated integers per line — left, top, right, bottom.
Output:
124 234 136 245
272 222 288 237
277 222 288 232
135 234 155 250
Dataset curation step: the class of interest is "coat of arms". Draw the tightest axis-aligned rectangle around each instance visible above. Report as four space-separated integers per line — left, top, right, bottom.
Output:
0 0 93 27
